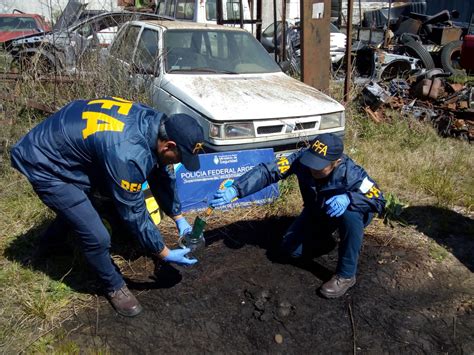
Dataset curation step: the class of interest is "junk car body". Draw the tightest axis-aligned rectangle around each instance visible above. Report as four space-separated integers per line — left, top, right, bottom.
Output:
105 20 345 154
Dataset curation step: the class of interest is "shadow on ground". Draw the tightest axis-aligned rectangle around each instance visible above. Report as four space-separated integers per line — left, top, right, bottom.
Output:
56 216 473 353
3 217 185 295
402 205 474 272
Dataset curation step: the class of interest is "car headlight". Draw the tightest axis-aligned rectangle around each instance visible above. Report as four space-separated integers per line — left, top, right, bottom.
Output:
319 112 343 130
210 122 255 139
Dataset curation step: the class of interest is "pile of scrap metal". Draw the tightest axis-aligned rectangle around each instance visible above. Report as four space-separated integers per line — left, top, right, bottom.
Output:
360 2 471 76
361 69 473 142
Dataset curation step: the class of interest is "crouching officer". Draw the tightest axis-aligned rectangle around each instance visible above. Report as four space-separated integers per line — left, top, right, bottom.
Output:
209 133 385 298
11 97 205 316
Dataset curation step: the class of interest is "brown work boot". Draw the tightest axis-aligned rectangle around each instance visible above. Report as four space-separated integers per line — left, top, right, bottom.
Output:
107 285 143 317
320 275 356 298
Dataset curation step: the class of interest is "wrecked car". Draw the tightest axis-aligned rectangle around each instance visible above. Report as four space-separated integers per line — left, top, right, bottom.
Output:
353 44 420 81
4 11 166 74
104 20 345 153
260 20 346 71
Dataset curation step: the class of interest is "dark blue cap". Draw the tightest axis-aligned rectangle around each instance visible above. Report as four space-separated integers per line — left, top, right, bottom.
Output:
164 114 204 171
300 133 344 170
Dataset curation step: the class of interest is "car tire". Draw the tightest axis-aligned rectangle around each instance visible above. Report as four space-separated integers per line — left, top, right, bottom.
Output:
440 40 465 76
402 40 435 69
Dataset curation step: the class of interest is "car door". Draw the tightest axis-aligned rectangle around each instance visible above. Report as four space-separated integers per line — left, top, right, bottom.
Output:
108 23 141 78
132 26 161 96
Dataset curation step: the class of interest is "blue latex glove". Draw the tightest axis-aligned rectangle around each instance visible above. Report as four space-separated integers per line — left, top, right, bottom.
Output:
209 186 238 208
325 194 350 217
175 216 192 236
163 247 198 265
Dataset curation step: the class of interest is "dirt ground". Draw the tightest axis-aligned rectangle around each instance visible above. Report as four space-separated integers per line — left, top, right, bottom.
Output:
60 207 474 354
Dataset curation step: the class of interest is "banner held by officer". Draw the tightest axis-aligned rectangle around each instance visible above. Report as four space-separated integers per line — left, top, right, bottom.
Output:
11 97 205 317
209 133 386 298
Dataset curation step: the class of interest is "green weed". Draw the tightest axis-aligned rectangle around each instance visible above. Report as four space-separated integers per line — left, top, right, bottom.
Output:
428 241 450 263
383 193 408 227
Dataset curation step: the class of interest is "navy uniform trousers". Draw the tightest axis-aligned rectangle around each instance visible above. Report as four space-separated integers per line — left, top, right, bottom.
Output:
34 182 125 293
281 207 374 278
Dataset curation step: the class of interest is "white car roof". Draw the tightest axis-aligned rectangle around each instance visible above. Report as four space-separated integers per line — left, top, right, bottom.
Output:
137 19 245 32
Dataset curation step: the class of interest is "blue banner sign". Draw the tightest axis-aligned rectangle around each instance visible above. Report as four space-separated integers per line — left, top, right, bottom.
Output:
175 149 279 212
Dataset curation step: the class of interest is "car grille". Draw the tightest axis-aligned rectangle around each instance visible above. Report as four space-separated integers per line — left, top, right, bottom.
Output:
257 125 284 134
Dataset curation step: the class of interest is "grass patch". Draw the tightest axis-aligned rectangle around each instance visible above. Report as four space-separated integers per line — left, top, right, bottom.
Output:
345 106 473 210
428 241 450 263
446 74 474 85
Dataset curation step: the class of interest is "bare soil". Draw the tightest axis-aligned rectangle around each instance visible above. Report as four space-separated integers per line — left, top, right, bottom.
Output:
61 206 474 354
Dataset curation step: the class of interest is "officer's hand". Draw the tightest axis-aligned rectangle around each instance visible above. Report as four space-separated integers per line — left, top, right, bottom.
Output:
209 186 238 208
163 248 198 265
175 216 192 236
325 194 350 217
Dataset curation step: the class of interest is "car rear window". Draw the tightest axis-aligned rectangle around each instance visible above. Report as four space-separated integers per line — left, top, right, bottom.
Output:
0 17 38 31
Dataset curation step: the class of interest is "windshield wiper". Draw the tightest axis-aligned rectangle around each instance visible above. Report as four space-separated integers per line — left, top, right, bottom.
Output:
167 67 238 74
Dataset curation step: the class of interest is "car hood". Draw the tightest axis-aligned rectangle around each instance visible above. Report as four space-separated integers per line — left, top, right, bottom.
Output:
160 72 344 121
0 30 38 43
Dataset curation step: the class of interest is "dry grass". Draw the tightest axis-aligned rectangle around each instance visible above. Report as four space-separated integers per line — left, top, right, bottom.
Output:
344 103 473 211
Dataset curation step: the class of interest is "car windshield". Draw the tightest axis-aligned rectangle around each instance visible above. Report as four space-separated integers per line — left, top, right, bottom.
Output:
164 29 281 74
0 17 38 31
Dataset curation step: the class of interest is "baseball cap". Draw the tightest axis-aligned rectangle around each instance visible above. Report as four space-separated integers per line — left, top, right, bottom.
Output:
163 114 204 171
299 133 344 170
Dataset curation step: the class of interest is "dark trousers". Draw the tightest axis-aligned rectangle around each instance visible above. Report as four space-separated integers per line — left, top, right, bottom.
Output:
281 207 373 278
33 183 124 293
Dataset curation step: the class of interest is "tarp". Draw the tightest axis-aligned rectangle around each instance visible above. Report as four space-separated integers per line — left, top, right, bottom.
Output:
175 149 279 212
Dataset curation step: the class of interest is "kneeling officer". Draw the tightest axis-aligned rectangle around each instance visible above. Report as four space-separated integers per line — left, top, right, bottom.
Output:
210 133 385 298
11 97 204 316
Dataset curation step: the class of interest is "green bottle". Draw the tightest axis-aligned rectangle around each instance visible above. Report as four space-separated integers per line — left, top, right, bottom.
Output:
181 207 213 252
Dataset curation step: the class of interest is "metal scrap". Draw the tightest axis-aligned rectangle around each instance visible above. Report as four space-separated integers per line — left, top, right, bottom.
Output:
0 92 56 113
362 81 392 110
360 68 473 142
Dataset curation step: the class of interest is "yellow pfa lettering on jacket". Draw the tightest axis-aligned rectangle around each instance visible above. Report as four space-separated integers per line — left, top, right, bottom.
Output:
82 98 133 139
365 186 381 199
82 112 125 139
277 157 290 174
121 180 142 192
88 97 133 116
311 140 328 156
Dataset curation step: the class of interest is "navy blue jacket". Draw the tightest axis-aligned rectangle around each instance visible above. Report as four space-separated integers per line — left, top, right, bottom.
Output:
233 149 385 216
11 97 181 253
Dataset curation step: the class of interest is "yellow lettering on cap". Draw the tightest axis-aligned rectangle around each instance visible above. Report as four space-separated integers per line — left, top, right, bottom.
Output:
311 140 328 156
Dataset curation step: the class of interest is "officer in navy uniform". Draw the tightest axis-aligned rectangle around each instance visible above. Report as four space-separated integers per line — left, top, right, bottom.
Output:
210 133 385 298
11 97 204 316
